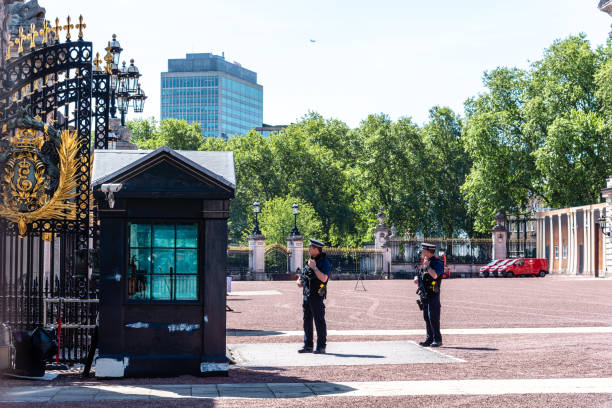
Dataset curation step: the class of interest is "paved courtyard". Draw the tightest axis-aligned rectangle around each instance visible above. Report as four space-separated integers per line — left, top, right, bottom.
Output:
1 276 612 407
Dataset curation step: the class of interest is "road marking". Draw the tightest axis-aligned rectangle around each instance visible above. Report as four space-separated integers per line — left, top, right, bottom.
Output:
228 290 282 296
227 326 612 337
3 378 612 401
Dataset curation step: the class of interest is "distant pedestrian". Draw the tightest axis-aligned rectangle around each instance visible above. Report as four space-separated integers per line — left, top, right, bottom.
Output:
414 242 444 347
297 238 331 354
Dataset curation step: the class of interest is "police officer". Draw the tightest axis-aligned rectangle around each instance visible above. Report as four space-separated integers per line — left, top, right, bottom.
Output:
413 242 444 347
297 238 331 354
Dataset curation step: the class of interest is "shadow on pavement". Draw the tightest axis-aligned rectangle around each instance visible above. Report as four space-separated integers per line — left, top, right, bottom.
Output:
324 353 385 358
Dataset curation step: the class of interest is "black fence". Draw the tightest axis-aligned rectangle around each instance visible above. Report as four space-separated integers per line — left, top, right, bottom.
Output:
226 247 251 280
390 238 493 265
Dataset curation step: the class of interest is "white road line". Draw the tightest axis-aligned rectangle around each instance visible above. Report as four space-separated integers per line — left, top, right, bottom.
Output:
3 378 612 401
227 326 612 337
228 290 282 296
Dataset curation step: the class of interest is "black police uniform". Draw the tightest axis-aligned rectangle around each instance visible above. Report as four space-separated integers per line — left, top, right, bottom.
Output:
301 250 331 353
421 254 444 346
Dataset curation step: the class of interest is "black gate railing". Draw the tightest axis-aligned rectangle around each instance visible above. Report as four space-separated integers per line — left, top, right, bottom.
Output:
0 18 109 364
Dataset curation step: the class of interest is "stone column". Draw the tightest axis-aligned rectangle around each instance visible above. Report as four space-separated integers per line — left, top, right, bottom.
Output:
585 209 592 276
568 211 575 275
558 213 563 273
550 215 554 272
373 211 392 277
601 176 612 278
248 234 266 280
491 211 507 260
286 235 303 275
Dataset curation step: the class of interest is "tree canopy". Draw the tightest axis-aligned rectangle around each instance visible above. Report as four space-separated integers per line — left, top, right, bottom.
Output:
127 34 612 241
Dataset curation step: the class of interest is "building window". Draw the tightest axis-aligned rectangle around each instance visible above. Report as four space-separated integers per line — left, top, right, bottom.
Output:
128 223 199 301
554 245 559 259
562 245 567 259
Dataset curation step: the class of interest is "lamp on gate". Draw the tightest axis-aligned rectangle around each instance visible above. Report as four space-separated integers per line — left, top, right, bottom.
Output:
109 34 122 66
131 84 147 113
126 59 141 93
597 215 611 237
290 203 300 236
104 36 147 125
252 201 262 235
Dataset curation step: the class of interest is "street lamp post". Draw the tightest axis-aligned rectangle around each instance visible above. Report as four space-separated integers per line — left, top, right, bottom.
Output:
104 34 145 126
252 201 262 235
290 203 300 236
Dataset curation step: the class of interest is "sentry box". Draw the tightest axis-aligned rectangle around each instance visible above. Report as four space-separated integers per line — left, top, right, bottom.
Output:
92 147 235 377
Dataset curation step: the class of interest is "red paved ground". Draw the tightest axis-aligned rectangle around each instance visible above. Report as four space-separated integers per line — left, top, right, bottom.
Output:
3 394 612 408
2 276 612 407
227 277 612 332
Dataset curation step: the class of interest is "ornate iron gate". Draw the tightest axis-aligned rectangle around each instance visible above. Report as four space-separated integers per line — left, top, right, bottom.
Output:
265 244 289 276
0 18 110 364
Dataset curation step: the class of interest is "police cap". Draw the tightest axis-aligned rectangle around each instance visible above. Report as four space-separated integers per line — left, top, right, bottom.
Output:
308 238 325 248
421 242 436 251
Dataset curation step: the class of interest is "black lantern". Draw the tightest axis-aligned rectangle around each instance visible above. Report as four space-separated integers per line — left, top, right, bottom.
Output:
598 215 611 237
132 84 147 113
109 63 119 92
126 59 140 93
117 80 129 112
290 203 300 236
252 201 262 236
109 34 122 66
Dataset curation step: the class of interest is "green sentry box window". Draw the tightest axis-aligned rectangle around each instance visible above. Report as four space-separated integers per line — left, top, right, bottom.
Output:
128 223 198 301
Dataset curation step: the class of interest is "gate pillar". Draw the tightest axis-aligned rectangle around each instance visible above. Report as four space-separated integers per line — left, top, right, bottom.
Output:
492 211 508 260
373 211 392 278
248 233 266 280
287 235 303 274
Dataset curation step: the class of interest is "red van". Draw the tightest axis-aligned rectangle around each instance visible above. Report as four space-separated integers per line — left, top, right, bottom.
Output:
479 259 504 278
497 258 548 278
489 259 513 277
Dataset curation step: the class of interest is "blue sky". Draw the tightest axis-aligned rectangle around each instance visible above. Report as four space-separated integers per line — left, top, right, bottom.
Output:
44 0 611 128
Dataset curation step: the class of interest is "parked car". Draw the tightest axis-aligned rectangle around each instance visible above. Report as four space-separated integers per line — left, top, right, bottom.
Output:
489 259 513 277
496 258 549 278
479 259 505 277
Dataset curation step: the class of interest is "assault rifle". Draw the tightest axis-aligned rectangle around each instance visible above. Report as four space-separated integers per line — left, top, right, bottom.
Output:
415 268 428 310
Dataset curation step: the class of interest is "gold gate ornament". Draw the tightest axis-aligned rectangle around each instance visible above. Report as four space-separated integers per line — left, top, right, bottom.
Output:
0 128 79 237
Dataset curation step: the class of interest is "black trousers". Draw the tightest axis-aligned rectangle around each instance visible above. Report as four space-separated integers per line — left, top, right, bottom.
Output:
422 293 442 343
303 295 326 349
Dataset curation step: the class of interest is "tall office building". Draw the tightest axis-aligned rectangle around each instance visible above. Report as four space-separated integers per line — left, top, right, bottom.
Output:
161 53 263 138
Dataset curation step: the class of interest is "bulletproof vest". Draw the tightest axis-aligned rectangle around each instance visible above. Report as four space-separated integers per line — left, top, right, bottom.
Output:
303 253 329 298
422 256 442 295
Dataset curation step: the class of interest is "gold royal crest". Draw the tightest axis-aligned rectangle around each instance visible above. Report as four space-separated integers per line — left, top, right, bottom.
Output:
0 124 79 237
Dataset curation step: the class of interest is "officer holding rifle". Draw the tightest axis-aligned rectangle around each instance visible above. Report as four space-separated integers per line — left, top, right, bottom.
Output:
413 242 444 347
296 238 331 354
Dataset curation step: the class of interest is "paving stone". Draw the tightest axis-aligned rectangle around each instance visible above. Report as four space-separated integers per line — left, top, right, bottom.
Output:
229 341 465 367
217 384 274 398
267 383 314 398
191 385 219 397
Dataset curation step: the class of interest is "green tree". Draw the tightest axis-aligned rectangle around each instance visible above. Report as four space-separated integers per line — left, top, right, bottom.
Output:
256 196 323 245
127 118 203 150
422 107 473 237
462 35 612 233
349 114 427 240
